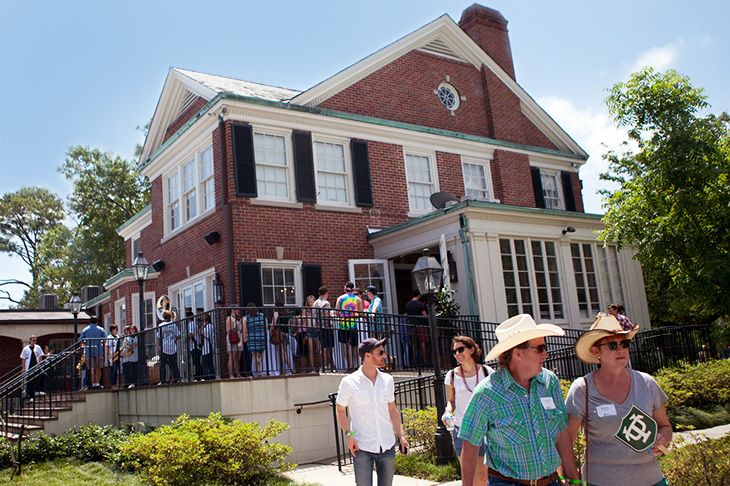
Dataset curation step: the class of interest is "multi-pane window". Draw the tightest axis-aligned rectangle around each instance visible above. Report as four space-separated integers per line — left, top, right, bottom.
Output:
200 146 215 211
254 133 289 199
540 169 564 210
500 239 534 318
350 260 391 314
115 300 126 328
405 153 435 212
597 244 625 310
571 243 602 318
315 141 348 203
168 173 180 231
531 241 564 320
500 238 564 321
165 144 215 233
262 267 296 306
462 160 492 201
181 282 205 314
183 159 197 221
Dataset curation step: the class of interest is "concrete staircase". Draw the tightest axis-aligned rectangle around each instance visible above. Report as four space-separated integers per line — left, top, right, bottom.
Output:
1 394 85 441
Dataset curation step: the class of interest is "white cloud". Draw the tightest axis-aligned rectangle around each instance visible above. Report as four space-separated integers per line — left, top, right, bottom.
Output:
629 42 681 73
538 95 633 214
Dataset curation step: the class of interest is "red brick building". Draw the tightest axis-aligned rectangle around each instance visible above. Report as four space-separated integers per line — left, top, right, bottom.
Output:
91 4 649 332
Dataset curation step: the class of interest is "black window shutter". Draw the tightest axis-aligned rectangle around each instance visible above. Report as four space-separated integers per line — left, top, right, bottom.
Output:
301 264 322 304
232 124 257 197
351 140 374 207
561 171 576 212
530 167 545 209
238 262 263 307
293 132 316 202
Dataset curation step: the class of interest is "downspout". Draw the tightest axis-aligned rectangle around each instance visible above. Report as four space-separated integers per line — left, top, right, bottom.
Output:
218 116 236 304
459 214 477 317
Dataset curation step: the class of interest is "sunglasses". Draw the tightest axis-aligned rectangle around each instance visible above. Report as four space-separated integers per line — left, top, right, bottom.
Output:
598 340 632 351
369 349 387 356
452 346 469 355
526 344 548 354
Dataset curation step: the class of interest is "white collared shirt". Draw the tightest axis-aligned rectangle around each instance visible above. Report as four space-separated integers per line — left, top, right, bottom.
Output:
336 367 396 454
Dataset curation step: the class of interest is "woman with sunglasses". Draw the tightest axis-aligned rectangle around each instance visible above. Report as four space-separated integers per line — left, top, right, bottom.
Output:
562 313 672 486
443 336 494 486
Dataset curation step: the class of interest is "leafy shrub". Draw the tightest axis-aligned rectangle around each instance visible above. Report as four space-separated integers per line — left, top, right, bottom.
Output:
0 424 132 468
655 359 730 410
659 435 730 485
118 413 294 486
401 407 437 455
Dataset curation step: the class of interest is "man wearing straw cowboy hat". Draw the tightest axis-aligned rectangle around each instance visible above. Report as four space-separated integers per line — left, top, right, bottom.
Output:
459 314 580 486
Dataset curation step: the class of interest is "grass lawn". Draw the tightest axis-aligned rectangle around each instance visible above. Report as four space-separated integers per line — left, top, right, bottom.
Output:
0 458 145 485
0 458 322 486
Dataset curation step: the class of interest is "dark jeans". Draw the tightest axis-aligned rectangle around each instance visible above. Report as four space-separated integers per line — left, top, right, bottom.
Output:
109 362 119 387
201 353 215 380
189 347 202 380
123 361 138 386
240 342 252 377
160 353 180 383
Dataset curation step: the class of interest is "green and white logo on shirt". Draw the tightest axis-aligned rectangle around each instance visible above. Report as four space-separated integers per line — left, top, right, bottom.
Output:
614 404 657 452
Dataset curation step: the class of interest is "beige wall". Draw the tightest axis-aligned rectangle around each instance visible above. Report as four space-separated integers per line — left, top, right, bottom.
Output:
45 374 345 464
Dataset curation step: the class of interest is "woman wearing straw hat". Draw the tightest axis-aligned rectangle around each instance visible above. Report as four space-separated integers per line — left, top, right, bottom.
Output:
563 314 672 486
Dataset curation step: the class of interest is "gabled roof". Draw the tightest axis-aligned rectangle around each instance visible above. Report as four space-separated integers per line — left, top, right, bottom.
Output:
139 68 300 164
139 10 587 165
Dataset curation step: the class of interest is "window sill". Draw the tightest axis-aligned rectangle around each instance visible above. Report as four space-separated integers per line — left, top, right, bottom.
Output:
314 204 363 214
161 209 216 244
249 199 304 210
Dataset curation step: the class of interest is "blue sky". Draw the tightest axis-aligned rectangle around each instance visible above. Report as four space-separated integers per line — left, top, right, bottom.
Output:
1 0 728 307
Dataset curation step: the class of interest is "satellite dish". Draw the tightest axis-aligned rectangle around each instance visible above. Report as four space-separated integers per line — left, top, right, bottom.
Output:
430 191 459 209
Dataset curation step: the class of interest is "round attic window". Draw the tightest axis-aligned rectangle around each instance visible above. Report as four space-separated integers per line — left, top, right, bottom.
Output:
437 82 460 111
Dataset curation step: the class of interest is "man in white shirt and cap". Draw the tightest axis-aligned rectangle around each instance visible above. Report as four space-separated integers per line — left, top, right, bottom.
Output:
336 337 409 486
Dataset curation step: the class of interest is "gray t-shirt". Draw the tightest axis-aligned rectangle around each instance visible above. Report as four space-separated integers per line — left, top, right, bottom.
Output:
565 369 668 486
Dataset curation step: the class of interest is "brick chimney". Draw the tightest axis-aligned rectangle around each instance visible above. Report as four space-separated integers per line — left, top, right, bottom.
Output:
459 4 515 79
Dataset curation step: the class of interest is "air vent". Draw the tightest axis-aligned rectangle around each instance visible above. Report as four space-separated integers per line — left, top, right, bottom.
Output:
176 90 198 118
418 38 467 62
39 294 58 310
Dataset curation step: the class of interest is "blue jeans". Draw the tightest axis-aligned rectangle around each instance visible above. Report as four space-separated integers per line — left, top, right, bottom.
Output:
489 479 559 486
353 444 395 486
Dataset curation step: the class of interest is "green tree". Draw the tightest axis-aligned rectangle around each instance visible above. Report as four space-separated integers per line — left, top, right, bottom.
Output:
60 146 150 277
600 68 730 325
0 187 65 306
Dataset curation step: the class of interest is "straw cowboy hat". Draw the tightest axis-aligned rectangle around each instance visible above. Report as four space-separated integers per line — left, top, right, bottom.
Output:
484 314 565 362
574 313 640 365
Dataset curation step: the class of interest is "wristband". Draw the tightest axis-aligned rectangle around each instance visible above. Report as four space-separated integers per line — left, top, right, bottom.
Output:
557 477 583 485
346 430 356 437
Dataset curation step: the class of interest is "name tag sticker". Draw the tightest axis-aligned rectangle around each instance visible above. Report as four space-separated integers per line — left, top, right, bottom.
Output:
597 404 617 417
540 397 556 410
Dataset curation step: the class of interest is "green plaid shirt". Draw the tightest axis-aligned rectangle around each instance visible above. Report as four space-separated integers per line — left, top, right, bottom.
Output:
458 367 567 480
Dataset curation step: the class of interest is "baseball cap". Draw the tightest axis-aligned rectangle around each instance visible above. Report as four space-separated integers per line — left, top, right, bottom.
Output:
366 285 377 293
358 337 387 359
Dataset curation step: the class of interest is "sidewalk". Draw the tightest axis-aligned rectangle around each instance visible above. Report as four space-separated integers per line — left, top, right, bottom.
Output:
287 425 730 486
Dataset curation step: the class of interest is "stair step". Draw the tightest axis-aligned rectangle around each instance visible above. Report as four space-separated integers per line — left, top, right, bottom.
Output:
0 431 24 441
1 422 44 433
6 413 56 421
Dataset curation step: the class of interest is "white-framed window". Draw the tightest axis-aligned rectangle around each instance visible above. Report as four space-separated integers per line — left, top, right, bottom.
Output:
261 266 297 306
349 259 393 314
164 143 215 234
132 292 155 330
571 243 602 318
405 152 437 213
200 145 215 211
254 131 291 200
500 238 564 321
170 272 215 319
168 173 180 231
115 299 126 328
183 159 197 221
540 169 564 210
462 158 494 201
597 244 625 309
314 140 351 205
104 314 112 334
